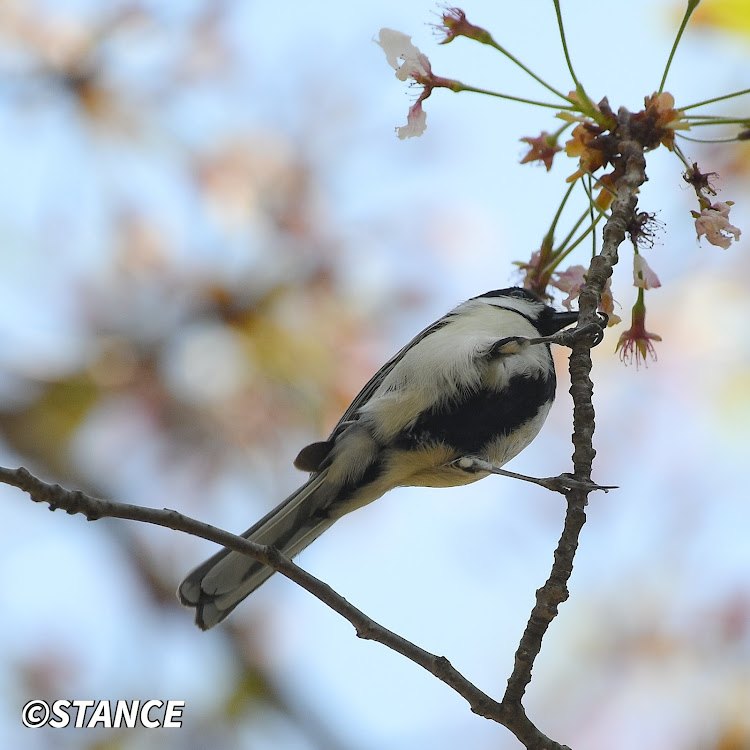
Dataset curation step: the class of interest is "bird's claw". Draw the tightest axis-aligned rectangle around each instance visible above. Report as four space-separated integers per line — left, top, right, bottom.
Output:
549 319 607 349
538 472 617 495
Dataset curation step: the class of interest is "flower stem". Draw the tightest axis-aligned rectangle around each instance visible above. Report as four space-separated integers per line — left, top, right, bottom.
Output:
579 177 613 220
546 181 578 244
671 142 692 170
548 179 610 271
552 0 599 120
552 0 581 90
682 88 750 111
553 212 606 267
452 82 576 110
554 209 591 258
480 37 570 102
552 121 573 140
542 201 606 276
677 133 743 144
684 117 750 126
658 0 701 94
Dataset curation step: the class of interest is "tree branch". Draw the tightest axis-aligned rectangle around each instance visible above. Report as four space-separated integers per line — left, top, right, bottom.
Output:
501 109 647 708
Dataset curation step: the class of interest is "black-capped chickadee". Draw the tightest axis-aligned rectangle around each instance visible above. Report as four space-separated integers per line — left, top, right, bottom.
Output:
179 287 578 629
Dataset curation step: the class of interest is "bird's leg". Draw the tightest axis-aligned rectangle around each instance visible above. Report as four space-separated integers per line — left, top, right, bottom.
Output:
530 312 609 349
449 456 616 494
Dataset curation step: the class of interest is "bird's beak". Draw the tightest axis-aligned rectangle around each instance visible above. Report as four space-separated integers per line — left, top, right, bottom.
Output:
543 309 579 335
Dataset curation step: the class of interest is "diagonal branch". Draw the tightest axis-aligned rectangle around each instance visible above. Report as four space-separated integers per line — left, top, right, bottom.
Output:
0 464 565 749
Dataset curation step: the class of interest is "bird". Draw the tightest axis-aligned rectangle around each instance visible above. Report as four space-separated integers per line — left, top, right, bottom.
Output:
179 287 579 629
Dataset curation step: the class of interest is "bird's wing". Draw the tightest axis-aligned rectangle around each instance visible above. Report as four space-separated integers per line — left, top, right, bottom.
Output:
329 315 452 434
293 314 454 473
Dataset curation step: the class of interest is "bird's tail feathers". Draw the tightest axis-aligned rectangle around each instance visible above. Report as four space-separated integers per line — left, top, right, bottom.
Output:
178 470 337 630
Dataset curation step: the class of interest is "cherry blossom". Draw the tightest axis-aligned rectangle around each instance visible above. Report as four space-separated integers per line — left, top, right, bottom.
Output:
694 201 741 249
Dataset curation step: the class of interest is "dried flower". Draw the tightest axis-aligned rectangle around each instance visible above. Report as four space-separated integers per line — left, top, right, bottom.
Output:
600 279 621 327
516 250 544 293
565 123 606 180
563 120 617 183
683 163 717 197
436 7 492 45
594 169 620 210
520 131 562 171
628 211 661 250
631 91 689 151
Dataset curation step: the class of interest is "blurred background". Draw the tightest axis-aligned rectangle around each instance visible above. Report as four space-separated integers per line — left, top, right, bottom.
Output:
0 1 749 748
